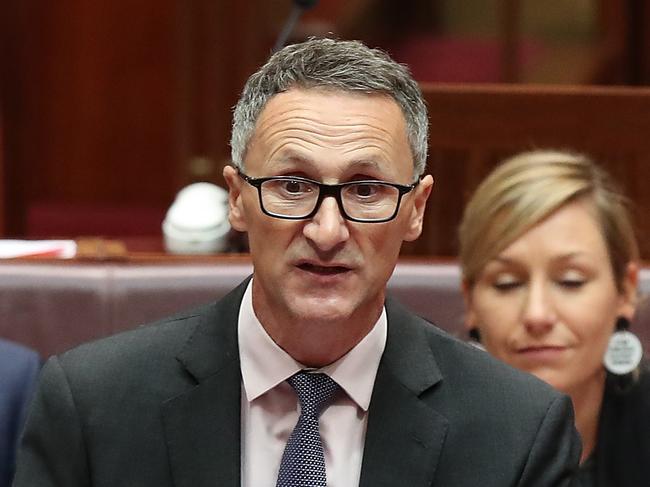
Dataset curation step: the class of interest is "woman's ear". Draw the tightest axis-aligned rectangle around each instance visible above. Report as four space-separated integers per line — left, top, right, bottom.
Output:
618 261 639 319
461 279 478 330
223 165 248 232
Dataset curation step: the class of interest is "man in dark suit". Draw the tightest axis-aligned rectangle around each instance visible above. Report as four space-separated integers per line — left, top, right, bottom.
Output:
14 38 581 486
0 339 39 487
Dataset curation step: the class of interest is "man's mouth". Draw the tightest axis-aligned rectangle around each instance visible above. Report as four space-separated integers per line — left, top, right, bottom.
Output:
297 262 351 275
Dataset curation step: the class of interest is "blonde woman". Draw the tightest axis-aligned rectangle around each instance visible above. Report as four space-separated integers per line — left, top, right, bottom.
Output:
459 150 649 486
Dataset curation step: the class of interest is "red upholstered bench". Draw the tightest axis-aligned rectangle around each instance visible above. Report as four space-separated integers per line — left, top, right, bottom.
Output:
1 257 648 359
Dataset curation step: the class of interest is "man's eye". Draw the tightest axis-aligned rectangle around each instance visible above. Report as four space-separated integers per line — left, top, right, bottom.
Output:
353 183 379 198
283 180 309 194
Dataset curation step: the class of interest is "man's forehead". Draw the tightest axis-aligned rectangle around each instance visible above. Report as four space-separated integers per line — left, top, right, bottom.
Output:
242 87 413 177
250 88 406 141
261 86 398 113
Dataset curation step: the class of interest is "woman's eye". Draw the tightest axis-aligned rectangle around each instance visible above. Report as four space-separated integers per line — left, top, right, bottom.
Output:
558 279 585 289
557 270 587 289
492 279 521 291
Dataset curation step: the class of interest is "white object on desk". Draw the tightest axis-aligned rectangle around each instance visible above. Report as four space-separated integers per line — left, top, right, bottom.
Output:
0 240 77 259
162 182 231 254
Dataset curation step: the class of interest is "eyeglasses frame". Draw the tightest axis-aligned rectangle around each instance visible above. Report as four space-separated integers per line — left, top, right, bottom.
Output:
238 169 419 223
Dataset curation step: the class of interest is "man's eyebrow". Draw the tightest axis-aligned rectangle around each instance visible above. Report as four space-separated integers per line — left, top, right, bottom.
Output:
270 155 384 172
346 159 382 171
272 152 314 166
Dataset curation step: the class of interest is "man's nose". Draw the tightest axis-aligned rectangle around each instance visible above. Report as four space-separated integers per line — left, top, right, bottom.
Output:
303 196 350 251
522 282 556 335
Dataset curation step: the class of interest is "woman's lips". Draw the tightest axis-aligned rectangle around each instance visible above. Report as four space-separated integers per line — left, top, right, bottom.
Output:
516 346 568 363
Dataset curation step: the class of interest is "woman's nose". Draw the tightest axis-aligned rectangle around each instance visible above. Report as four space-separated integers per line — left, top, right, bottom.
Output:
522 282 556 335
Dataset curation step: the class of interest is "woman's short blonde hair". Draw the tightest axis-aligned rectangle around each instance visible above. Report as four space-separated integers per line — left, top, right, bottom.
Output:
459 149 639 290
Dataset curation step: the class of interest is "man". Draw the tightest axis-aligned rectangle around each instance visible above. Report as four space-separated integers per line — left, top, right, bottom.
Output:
14 38 580 486
0 339 40 487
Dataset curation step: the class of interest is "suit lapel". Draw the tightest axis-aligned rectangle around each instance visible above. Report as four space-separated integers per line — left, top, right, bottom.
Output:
159 283 449 487
360 297 449 487
161 279 250 487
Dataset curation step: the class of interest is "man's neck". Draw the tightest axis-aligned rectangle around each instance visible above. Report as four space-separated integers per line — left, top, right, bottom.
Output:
269 315 379 367
253 304 382 367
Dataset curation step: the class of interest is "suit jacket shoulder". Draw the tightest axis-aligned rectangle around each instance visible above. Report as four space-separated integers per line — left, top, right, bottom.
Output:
15 284 580 487
14 280 247 487
358 297 581 487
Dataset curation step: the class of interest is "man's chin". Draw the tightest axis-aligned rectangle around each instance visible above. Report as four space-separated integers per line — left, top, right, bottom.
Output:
288 295 357 323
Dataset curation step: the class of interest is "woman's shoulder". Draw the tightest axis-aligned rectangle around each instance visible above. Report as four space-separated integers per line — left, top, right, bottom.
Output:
603 361 650 409
595 362 650 485
599 361 650 444
633 361 650 404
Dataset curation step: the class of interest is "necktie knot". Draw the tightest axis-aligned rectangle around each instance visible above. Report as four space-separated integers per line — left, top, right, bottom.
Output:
288 371 340 418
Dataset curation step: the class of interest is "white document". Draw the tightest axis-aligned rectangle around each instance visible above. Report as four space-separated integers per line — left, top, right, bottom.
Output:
0 239 77 258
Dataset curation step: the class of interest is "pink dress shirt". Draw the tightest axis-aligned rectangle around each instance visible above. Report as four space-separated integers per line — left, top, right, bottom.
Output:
238 280 387 487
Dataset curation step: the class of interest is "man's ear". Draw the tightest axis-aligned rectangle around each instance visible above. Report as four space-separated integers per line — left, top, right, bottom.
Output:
223 165 248 232
404 174 434 242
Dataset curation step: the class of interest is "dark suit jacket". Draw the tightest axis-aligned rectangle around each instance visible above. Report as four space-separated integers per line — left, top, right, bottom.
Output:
0 339 40 487
14 279 581 486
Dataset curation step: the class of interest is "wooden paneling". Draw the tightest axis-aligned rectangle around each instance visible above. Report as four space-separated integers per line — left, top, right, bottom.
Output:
4 2 180 234
176 1 275 189
0 1 272 237
401 83 650 258
0 0 28 236
0 119 4 236
3 2 650 260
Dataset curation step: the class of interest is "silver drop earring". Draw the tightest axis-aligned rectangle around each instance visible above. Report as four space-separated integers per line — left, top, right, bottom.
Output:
603 316 643 376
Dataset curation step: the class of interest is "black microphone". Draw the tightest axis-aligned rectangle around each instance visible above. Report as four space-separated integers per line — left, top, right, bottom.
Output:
272 0 319 53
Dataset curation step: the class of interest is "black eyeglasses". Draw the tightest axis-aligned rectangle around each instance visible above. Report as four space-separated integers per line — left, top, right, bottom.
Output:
238 170 418 223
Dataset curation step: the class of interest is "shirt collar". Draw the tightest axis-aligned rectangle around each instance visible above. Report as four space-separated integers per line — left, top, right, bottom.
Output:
238 279 387 411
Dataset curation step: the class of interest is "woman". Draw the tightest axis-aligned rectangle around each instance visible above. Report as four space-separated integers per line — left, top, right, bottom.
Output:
459 149 649 486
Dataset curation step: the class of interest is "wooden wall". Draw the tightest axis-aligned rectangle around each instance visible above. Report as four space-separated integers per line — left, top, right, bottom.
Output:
401 83 650 258
0 0 278 237
0 119 4 236
3 1 650 259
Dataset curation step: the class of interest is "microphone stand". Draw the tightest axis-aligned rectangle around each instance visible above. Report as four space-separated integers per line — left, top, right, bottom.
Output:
273 0 319 52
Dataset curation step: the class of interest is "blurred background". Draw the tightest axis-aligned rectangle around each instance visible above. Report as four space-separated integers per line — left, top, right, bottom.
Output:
2 0 650 256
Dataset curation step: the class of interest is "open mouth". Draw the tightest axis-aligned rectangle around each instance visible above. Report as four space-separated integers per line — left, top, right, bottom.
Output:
297 263 350 275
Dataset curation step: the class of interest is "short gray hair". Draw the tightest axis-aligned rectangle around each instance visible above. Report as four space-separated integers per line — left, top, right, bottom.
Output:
230 38 428 178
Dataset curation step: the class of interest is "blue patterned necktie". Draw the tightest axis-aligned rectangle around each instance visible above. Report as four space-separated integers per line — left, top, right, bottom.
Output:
276 371 340 487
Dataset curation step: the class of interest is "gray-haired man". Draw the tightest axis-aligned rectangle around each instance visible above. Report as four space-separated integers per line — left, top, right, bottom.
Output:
14 38 580 486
